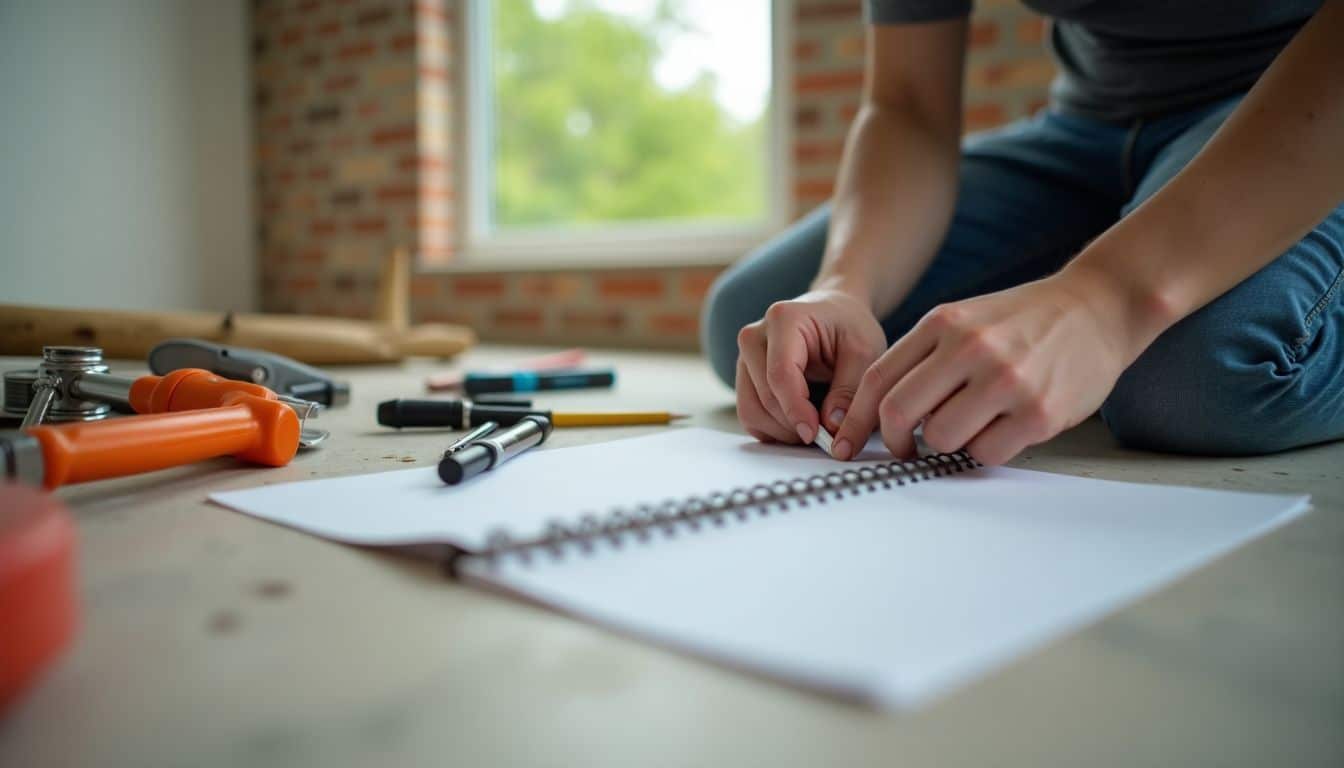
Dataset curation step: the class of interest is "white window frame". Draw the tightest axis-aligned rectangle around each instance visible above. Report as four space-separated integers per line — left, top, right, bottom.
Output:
456 0 794 270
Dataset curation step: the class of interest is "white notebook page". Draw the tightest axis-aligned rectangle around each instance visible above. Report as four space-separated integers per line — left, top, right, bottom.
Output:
455 446 1308 708
211 428 903 550
212 428 1308 707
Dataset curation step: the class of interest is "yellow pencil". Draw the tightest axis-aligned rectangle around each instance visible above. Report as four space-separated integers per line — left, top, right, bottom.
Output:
550 411 689 427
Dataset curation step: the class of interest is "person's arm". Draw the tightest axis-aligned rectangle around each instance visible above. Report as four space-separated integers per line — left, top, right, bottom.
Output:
734 19 967 446
1061 1 1344 350
832 3 1344 463
814 21 968 314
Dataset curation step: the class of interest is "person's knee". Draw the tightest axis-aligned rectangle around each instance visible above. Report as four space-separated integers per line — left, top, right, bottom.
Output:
1099 319 1307 456
700 266 757 388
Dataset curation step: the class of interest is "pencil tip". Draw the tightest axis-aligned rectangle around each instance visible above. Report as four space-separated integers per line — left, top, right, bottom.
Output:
670 413 691 421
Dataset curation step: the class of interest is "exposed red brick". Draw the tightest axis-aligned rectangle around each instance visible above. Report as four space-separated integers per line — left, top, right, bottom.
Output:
278 26 304 47
418 184 452 201
357 100 380 117
794 139 846 165
296 0 321 12
311 219 338 237
834 34 863 60
969 59 1056 89
648 312 699 337
1017 17 1047 46
794 178 835 200
560 308 625 333
964 102 1008 132
265 114 291 135
356 6 394 26
324 73 359 92
414 1 449 23
451 276 507 299
596 275 665 300
352 217 388 234
794 40 821 61
297 247 325 265
520 275 585 300
417 306 474 326
338 40 376 60
410 274 442 299
838 102 860 123
299 51 323 69
795 70 864 93
419 65 449 82
286 275 320 294
398 153 449 173
419 244 455 264
796 106 823 129
415 212 454 231
969 20 1000 49
680 270 722 301
376 184 418 202
316 19 342 38
371 124 417 145
492 308 543 329
390 32 416 52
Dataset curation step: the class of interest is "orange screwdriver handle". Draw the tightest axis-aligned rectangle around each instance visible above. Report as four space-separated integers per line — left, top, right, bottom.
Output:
25 395 299 489
128 368 279 414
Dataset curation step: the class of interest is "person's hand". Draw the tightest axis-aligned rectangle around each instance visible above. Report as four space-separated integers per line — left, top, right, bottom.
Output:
832 270 1141 464
736 288 889 444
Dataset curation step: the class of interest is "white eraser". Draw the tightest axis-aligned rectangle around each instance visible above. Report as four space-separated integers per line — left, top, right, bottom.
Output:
814 426 836 457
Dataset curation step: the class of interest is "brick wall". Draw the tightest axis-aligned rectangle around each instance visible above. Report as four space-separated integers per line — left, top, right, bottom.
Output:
253 0 1054 350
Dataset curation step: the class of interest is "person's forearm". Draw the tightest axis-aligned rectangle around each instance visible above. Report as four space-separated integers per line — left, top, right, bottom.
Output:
812 103 961 317
1061 3 1344 359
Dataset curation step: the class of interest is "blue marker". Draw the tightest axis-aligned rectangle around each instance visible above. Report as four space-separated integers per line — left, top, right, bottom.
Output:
462 368 615 396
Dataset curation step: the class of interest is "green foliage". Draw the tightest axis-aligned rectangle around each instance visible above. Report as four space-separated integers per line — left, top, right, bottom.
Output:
491 0 767 230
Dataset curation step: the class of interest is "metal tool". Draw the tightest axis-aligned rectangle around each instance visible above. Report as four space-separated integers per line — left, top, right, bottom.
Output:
147 339 350 407
1 346 328 489
4 346 328 448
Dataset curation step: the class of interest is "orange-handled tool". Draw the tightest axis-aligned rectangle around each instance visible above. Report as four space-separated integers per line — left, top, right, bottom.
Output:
1 368 303 489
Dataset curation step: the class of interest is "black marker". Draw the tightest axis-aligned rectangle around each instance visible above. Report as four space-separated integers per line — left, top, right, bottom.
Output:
438 415 551 485
378 399 537 429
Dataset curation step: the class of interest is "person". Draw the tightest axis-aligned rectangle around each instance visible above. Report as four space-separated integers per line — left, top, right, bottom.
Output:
702 0 1344 464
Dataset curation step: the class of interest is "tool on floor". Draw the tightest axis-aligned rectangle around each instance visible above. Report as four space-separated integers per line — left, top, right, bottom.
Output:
424 348 588 392
438 415 551 485
0 249 476 364
1 346 321 489
148 339 350 407
462 368 615 396
377 398 687 429
0 483 78 716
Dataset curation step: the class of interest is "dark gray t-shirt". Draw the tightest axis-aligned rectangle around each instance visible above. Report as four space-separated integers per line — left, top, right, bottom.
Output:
866 1 1322 122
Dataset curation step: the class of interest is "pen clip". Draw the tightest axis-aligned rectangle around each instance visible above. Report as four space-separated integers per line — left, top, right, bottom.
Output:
444 421 499 455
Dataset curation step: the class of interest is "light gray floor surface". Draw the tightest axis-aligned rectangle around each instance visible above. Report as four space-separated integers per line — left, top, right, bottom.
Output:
1 348 1341 767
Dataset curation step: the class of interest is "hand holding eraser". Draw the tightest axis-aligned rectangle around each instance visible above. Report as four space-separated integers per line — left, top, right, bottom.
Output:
813 425 836 458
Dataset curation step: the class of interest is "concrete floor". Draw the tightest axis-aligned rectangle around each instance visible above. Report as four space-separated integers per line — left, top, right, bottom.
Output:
2 346 1341 767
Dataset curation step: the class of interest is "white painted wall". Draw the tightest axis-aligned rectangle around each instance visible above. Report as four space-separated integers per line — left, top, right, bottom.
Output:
0 0 255 312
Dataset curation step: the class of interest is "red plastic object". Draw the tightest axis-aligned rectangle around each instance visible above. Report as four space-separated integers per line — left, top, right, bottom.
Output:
0 483 78 715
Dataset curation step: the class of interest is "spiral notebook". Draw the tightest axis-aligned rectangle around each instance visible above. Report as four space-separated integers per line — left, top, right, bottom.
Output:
210 428 1309 708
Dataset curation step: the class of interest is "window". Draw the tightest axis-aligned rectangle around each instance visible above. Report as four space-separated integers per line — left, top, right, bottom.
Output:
464 0 788 265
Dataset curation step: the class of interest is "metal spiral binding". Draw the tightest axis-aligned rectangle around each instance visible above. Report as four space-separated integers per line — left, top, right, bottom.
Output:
460 450 979 573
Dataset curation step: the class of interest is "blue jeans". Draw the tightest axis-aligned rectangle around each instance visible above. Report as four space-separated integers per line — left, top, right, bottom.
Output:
702 96 1344 455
